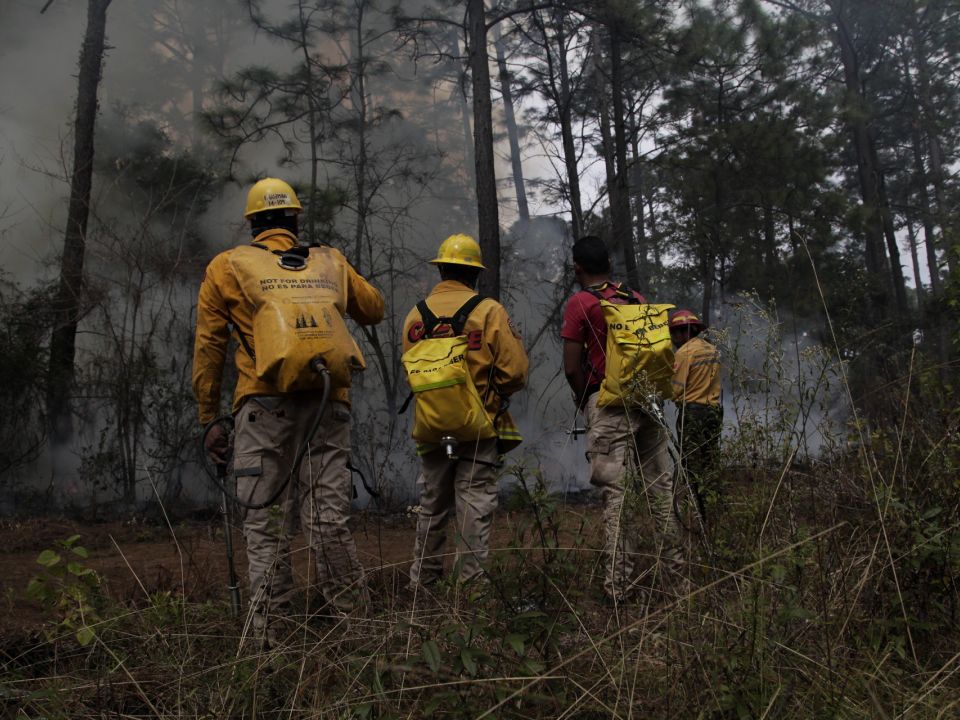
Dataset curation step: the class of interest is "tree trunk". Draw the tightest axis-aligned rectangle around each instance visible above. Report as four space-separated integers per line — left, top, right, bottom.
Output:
467 0 500 300
451 31 477 199
912 20 957 276
905 218 924 307
591 30 617 246
47 0 112 439
908 108 942 298
551 11 582 238
701 248 714 324
459 85 476 191
877 171 909 313
829 1 891 317
608 28 639 289
763 201 777 276
646 189 661 273
494 27 528 224
628 101 648 288
352 3 369 270
925 132 955 276
704 172 723 323
189 31 204 150
298 0 319 246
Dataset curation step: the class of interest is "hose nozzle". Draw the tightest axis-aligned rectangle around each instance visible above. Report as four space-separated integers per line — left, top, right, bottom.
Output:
440 435 458 460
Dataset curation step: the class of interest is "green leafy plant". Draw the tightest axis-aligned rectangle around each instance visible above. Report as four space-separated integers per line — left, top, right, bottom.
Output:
26 534 106 646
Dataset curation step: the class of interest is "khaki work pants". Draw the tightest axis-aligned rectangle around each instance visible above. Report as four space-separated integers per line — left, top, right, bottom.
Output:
585 393 682 600
232 395 364 634
677 403 723 521
409 438 500 587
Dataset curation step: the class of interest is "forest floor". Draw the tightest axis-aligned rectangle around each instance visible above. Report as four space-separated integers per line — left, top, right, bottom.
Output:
2 469 957 718
0 500 606 637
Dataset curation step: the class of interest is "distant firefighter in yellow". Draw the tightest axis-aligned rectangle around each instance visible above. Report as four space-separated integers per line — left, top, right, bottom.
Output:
192 178 383 647
401 234 528 588
670 309 723 520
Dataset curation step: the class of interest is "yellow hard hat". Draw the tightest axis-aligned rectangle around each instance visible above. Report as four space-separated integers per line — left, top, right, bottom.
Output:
244 177 303 218
430 233 485 269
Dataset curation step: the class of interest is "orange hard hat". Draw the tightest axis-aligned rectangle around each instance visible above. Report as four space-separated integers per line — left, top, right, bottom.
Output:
670 309 705 329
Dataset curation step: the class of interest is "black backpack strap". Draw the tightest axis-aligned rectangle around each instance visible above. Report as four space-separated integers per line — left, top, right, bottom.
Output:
416 295 485 337
584 282 606 301
226 310 256 362
416 300 440 336
614 283 642 304
234 326 256 361
450 294 486 335
587 283 640 305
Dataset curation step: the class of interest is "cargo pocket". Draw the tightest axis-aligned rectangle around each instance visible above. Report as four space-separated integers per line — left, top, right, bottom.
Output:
586 435 610 460
587 437 622 488
233 453 264 505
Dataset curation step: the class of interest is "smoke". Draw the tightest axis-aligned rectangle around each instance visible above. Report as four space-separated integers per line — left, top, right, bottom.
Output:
0 2 847 514
0 2 88 278
713 294 849 463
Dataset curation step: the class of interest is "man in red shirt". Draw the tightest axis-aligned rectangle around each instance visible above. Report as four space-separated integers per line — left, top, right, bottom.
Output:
561 236 683 604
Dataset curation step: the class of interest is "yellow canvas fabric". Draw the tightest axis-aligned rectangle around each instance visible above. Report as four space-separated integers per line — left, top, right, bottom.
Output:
671 335 721 406
401 281 528 452
226 244 365 392
596 301 676 407
192 229 384 424
401 334 497 444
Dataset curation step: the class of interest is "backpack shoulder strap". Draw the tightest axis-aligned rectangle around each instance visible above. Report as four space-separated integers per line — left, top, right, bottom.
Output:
585 282 639 305
223 306 257 362
416 300 441 336
609 283 642 305
584 282 608 301
233 325 256 361
416 294 485 338
450 294 486 335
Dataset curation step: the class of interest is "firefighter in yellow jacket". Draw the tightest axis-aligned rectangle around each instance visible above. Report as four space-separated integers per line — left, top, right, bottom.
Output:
670 309 722 520
193 178 384 644
401 234 528 587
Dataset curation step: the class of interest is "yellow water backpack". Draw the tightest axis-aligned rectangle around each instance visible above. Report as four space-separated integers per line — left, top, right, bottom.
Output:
589 286 675 407
400 295 498 445
226 243 365 392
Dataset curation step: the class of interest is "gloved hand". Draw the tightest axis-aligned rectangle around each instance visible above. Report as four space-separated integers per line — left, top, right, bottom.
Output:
204 422 231 465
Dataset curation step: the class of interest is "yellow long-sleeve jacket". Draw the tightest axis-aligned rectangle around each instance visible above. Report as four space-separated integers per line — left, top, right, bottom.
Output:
671 335 721 406
402 280 529 447
192 229 384 424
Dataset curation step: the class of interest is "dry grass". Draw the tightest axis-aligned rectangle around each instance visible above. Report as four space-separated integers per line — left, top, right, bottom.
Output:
3 290 958 717
2 443 958 719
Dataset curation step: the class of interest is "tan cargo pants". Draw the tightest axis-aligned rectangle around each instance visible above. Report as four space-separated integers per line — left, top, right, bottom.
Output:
585 393 682 600
409 438 500 587
232 394 364 634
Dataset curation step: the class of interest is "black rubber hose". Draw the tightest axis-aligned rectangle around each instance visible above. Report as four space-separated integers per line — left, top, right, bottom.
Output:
199 369 331 510
346 460 380 498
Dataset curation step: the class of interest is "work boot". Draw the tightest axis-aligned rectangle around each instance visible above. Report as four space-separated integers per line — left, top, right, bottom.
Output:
602 586 649 609
246 615 289 655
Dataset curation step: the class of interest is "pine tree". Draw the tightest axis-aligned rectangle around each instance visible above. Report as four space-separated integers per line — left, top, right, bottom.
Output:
47 0 113 439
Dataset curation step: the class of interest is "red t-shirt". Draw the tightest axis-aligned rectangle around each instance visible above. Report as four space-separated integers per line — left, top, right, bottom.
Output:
560 282 647 389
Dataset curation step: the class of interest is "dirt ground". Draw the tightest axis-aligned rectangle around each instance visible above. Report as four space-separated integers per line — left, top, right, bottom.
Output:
0 503 605 638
